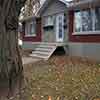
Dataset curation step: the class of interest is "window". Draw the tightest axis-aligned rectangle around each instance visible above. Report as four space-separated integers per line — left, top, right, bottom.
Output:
74 11 82 32
30 23 35 35
58 15 63 38
25 21 36 37
74 7 100 35
95 7 100 31
64 13 67 29
81 10 92 31
44 16 54 26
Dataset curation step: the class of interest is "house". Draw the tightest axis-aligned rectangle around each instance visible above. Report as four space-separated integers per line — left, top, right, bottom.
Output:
21 0 69 59
21 0 69 47
21 0 100 61
68 0 100 61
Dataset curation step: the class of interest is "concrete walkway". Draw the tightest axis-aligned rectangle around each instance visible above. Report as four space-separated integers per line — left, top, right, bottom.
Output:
22 57 41 65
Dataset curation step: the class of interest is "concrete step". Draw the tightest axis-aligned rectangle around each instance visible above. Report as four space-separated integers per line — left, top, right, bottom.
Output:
35 47 53 51
30 44 57 60
35 48 51 52
38 45 55 49
32 51 49 55
30 54 48 59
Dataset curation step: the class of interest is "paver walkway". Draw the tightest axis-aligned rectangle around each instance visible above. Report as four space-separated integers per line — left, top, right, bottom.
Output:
22 57 41 65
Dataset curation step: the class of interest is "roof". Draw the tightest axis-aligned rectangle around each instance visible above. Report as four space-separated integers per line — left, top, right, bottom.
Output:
19 0 70 22
68 0 100 10
19 15 37 22
36 0 69 16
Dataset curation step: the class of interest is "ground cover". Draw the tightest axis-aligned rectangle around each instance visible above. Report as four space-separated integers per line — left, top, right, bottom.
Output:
11 56 100 100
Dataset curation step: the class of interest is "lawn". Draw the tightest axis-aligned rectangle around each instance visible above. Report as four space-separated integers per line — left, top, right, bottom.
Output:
13 56 100 100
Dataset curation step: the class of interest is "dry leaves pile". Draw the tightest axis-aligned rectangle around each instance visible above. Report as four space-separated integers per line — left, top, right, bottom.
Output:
11 56 100 100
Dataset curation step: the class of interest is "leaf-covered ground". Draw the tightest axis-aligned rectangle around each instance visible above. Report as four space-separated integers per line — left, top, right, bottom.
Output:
12 56 100 100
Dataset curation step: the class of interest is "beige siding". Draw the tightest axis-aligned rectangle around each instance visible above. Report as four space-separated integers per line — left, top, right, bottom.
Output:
41 0 68 43
42 0 67 17
42 13 68 42
42 16 56 42
42 30 56 42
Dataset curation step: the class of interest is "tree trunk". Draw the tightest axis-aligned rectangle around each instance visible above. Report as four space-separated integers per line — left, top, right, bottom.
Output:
0 0 26 98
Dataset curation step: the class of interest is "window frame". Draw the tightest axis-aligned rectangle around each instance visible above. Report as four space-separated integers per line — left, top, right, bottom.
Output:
73 8 100 35
94 7 100 31
25 20 36 37
44 16 54 27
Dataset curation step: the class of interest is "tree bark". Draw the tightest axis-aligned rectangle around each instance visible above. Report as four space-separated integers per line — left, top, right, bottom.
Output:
0 0 26 98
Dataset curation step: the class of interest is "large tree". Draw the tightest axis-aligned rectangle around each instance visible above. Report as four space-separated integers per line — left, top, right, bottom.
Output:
0 0 26 98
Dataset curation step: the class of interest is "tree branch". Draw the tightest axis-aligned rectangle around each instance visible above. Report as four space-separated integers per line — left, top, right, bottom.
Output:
16 0 27 16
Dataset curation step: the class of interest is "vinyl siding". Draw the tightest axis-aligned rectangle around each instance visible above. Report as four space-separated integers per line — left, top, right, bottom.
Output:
41 0 68 42
42 0 67 17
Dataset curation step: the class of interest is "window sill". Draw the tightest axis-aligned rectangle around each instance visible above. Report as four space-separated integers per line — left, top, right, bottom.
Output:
43 25 54 27
25 34 36 37
72 31 100 35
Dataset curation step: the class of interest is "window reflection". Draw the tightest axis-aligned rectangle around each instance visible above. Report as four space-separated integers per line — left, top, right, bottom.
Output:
74 11 82 32
82 10 92 31
74 8 100 33
95 8 100 31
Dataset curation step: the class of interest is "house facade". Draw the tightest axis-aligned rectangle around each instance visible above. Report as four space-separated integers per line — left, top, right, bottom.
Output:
37 0 68 43
21 0 100 61
68 0 100 61
21 0 68 49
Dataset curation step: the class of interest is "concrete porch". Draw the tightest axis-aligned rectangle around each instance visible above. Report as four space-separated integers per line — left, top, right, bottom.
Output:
26 42 69 60
31 42 68 47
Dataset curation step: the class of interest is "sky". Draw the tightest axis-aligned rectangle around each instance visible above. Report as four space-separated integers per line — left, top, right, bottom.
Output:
41 0 73 1
41 0 73 3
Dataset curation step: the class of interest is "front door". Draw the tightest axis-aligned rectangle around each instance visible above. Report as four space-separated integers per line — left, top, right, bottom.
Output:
56 14 64 42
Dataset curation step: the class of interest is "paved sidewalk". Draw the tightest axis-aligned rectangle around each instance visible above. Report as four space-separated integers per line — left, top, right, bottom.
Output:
22 57 41 65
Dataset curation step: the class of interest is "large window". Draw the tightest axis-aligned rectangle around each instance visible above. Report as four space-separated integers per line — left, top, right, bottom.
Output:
74 7 100 34
25 21 36 36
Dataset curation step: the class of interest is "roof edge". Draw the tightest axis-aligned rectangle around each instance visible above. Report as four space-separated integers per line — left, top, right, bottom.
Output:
36 0 68 16
19 16 37 22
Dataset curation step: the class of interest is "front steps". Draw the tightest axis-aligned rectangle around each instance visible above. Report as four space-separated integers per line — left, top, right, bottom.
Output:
30 43 57 60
